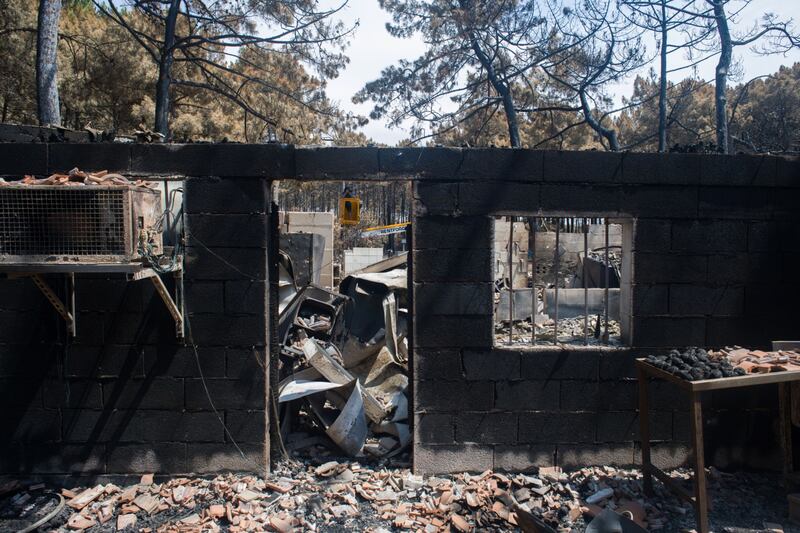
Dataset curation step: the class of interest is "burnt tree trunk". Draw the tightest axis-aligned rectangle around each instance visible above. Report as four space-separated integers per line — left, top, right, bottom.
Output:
154 0 181 137
36 0 62 126
658 0 668 153
712 0 732 154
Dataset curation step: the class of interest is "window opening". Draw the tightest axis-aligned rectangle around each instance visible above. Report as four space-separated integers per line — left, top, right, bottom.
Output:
494 216 630 347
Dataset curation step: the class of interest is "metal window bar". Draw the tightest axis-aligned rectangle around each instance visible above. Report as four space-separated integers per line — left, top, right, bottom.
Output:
603 219 610 345
531 219 536 346
584 218 589 346
507 217 514 346
553 223 560 345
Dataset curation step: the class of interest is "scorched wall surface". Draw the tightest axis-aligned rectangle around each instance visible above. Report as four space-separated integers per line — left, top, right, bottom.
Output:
0 142 798 475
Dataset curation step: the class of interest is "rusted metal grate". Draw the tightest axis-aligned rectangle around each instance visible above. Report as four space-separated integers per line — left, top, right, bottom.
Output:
0 187 126 256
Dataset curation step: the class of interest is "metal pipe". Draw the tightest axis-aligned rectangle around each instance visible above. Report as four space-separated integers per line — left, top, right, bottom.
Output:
531 218 537 345
554 222 560 345
508 216 514 346
583 218 589 346
603 219 610 344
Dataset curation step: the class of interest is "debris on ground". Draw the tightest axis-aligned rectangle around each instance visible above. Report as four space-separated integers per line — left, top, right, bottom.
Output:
1 464 794 532
496 315 622 346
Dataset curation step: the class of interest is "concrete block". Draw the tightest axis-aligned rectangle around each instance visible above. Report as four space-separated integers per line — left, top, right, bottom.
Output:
455 412 517 444
413 182 458 216
49 143 130 174
379 147 462 178
599 350 638 380
708 253 749 284
210 144 293 178
634 253 707 284
131 144 215 176
636 443 690 469
226 348 266 379
633 219 671 252
419 245 489 281
415 379 494 411
456 149 544 181
414 315 492 348
698 186 771 219
1 408 60 442
185 246 266 281
296 147 379 179
700 153 777 186
495 380 560 411
225 410 266 443
518 413 595 443
596 411 672 442
559 381 598 411
184 177 267 214
631 284 669 316
107 443 186 474
415 413 455 444
185 378 265 410
24 444 106 475
413 350 463 381
621 185 698 218
543 150 622 183
559 443 635 467
462 349 520 380
415 283 493 316
672 220 747 253
597 380 638 410
539 184 621 215
186 443 265 473
224 280 266 315
520 350 599 380
185 281 225 314
0 378 43 408
102 378 184 410
669 285 744 316
494 444 555 472
776 156 800 187
43 380 103 409
632 317 705 347
140 345 225 378
185 314 265 346
413 443 494 474
622 152 700 185
186 214 267 248
0 143 47 175
457 181 540 215
413 215 491 250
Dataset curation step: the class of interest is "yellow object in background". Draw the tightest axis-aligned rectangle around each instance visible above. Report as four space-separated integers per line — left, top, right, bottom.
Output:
339 196 360 225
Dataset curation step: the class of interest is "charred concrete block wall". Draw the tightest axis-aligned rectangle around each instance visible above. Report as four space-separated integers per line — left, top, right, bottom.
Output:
411 150 800 474
0 144 282 476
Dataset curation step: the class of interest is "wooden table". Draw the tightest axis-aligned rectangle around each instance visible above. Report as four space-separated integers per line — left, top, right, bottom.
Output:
636 358 799 533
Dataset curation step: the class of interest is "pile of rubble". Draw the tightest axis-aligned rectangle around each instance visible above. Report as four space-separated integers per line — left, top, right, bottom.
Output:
278 268 409 458
496 315 621 346
0 168 154 188
3 462 791 532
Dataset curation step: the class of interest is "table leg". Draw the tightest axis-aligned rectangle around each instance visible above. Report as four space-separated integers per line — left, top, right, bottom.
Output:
637 367 653 496
779 382 794 479
691 392 710 533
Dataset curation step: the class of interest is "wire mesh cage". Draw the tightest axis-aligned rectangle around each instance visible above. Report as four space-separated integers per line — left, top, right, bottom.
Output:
0 185 162 265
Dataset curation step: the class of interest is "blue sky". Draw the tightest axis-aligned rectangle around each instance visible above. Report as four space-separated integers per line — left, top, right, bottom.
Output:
324 0 800 144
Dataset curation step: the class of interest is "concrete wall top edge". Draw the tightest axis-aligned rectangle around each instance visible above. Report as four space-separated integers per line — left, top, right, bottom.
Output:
0 143 797 187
